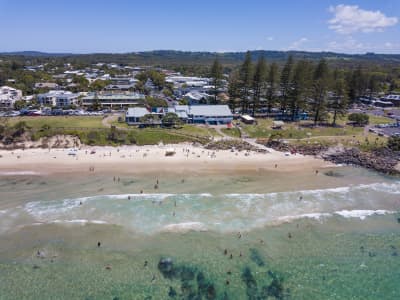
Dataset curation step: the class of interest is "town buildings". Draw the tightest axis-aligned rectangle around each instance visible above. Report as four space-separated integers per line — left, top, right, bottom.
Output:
37 90 79 107
82 92 145 109
0 86 22 110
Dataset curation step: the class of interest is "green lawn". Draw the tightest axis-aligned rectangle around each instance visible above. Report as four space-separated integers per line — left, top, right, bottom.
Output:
221 127 241 138
177 125 220 138
4 116 105 129
366 114 394 125
289 133 388 151
325 113 394 126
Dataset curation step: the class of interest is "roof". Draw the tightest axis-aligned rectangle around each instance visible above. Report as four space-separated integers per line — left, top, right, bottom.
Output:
189 105 232 117
56 93 78 99
384 94 400 100
176 111 188 119
184 92 209 101
174 105 189 112
83 93 145 100
105 84 135 89
38 91 76 97
126 107 149 118
241 114 255 121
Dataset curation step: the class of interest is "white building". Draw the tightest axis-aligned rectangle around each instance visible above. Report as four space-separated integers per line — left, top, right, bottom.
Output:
81 92 146 108
37 90 79 107
125 107 151 124
126 104 233 125
0 86 22 110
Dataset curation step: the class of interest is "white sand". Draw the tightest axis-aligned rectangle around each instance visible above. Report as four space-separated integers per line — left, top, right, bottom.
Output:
0 143 329 175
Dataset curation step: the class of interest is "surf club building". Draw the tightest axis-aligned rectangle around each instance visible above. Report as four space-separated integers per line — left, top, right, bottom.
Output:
126 105 233 125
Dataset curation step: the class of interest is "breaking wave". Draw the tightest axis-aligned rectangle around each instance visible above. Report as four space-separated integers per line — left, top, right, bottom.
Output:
7 181 399 234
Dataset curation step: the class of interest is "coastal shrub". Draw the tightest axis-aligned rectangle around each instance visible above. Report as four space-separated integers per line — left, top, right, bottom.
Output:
348 113 369 126
162 112 182 127
87 131 100 145
387 136 400 151
0 124 5 138
13 121 30 136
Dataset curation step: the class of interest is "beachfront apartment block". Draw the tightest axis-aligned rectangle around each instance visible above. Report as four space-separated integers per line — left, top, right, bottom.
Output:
82 92 146 109
0 86 22 110
37 90 79 107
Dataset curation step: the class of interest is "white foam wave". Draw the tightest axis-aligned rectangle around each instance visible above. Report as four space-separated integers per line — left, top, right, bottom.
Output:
0 171 41 176
334 210 395 220
277 213 332 223
162 222 207 233
52 219 108 225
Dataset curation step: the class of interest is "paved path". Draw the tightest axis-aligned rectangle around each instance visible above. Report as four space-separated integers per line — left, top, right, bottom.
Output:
102 114 125 130
212 125 274 152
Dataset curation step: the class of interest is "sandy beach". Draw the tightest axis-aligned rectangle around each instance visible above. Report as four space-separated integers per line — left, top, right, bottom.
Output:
0 143 330 175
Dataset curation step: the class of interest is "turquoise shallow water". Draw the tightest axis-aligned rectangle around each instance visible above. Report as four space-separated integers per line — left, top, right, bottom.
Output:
0 167 399 299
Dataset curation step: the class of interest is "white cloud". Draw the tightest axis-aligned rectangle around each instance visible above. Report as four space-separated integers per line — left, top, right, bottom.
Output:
328 4 398 34
266 36 274 41
287 37 308 50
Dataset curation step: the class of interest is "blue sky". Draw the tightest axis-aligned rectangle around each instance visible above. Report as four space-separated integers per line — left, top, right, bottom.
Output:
0 0 399 53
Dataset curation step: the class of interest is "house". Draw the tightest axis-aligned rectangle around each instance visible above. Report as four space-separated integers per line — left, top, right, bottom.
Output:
105 84 136 91
125 107 150 124
34 82 59 89
37 91 79 107
373 100 393 108
0 86 22 110
105 77 137 91
82 92 145 109
381 94 400 106
166 105 189 122
183 92 210 105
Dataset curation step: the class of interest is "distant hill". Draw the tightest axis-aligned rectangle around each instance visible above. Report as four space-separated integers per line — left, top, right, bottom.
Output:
0 51 72 57
1 50 400 69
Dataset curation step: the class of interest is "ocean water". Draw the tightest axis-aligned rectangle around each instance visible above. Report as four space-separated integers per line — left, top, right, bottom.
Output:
0 166 399 299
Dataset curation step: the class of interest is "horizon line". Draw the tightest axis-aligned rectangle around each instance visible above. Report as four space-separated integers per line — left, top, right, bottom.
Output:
1 49 400 56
